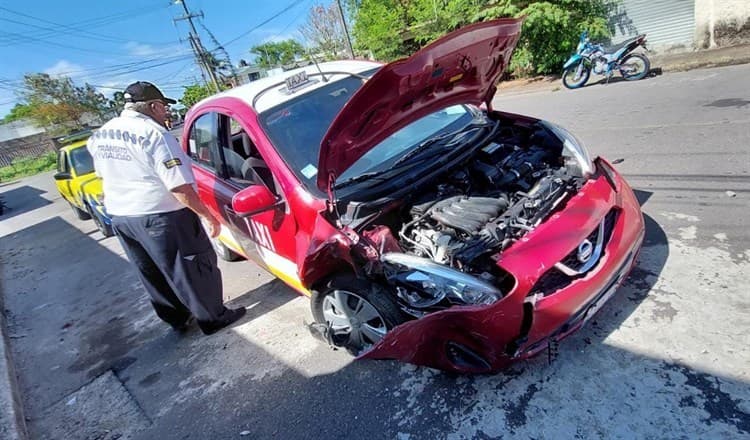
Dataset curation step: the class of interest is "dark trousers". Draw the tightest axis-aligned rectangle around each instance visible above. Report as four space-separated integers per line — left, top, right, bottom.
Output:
112 208 227 327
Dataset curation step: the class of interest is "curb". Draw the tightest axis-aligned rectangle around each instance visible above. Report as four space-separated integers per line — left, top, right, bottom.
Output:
0 279 29 440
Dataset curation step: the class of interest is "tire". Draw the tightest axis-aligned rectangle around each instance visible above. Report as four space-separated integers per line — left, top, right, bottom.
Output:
87 205 114 237
311 273 406 355
619 53 650 81
562 62 590 89
70 201 91 220
211 236 242 261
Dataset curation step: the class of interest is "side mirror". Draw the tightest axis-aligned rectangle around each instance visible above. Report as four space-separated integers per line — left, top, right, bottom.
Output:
231 184 280 218
54 172 72 181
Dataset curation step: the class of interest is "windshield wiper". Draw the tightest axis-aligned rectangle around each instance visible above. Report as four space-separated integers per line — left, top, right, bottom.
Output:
392 123 490 167
333 170 389 189
334 122 493 190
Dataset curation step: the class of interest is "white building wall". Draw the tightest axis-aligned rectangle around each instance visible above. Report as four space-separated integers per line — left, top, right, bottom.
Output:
695 0 750 48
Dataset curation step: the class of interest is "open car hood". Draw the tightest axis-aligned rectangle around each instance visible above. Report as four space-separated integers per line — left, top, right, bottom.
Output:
317 18 523 192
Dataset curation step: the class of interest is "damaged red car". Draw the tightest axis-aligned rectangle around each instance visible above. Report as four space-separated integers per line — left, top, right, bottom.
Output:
182 18 645 373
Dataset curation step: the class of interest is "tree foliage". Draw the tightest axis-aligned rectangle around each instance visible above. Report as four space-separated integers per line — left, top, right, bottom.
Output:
179 84 213 109
352 0 613 76
478 0 611 75
17 73 112 131
2 103 33 123
250 39 305 68
299 3 348 60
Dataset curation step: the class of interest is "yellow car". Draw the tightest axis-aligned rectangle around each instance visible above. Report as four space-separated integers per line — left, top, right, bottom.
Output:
53 135 113 237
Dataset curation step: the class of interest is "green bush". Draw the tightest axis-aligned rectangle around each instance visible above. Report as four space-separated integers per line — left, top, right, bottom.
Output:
352 0 613 77
0 151 57 181
479 0 612 76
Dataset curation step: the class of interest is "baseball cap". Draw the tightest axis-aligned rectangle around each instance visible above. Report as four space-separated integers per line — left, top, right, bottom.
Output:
123 81 176 104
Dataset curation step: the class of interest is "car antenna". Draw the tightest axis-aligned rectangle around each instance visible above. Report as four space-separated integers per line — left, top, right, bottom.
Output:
307 49 328 82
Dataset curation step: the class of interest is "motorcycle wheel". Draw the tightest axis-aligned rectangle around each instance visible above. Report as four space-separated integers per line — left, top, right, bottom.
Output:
619 53 650 81
562 62 590 89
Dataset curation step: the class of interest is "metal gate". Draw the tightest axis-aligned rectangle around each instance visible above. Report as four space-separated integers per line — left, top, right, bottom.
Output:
609 0 695 50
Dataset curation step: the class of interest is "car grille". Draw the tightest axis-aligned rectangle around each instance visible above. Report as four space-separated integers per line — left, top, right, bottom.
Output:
529 209 618 297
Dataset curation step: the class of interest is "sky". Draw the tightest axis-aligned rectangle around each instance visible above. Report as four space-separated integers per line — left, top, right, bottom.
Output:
0 0 318 117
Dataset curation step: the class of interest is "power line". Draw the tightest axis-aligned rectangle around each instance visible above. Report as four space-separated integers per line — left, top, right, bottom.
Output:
0 29 125 55
0 6 171 46
213 0 306 51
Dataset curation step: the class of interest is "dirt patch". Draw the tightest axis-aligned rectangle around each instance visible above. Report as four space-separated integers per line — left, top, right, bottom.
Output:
715 18 750 47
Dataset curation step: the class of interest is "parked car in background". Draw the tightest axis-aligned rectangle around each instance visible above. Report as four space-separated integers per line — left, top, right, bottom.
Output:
181 18 644 373
53 133 113 237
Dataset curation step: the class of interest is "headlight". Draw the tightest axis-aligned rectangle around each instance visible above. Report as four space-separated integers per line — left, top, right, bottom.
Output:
542 121 595 178
382 253 503 308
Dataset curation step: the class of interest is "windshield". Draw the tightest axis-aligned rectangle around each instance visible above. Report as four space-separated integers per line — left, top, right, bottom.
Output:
69 146 95 175
260 75 370 192
260 75 474 193
338 105 471 181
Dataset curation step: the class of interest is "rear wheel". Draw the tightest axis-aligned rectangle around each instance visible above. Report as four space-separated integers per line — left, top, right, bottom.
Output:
619 53 650 81
70 201 91 220
562 62 590 89
311 274 406 355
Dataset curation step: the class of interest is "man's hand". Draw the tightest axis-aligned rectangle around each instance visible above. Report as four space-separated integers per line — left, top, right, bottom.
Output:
171 184 222 238
202 214 221 238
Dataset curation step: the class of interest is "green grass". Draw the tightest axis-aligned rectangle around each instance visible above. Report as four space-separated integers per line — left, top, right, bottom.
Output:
0 151 57 181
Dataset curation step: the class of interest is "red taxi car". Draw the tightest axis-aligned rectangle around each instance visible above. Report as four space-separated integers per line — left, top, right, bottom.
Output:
181 18 644 373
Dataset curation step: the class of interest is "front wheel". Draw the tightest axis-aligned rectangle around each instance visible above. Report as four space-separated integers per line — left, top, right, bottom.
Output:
562 62 591 89
311 274 406 355
619 53 650 81
87 205 114 237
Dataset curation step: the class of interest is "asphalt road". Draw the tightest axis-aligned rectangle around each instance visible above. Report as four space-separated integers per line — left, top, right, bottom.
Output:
1 64 748 440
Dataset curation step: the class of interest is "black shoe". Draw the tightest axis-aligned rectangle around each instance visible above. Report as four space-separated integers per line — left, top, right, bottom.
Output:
198 307 247 335
170 316 195 333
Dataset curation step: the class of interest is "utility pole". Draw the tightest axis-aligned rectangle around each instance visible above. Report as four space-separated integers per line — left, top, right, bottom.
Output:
185 36 208 87
173 0 221 92
336 0 355 59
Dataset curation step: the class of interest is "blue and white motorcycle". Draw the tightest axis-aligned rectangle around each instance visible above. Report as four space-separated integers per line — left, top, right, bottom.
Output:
562 31 650 89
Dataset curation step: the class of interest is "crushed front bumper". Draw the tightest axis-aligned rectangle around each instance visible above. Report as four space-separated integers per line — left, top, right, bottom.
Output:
361 159 645 373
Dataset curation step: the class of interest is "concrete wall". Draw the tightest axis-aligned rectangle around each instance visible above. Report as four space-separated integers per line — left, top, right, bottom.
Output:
695 0 750 48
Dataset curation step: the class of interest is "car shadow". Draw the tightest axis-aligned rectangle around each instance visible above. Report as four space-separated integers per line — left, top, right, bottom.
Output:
0 185 52 220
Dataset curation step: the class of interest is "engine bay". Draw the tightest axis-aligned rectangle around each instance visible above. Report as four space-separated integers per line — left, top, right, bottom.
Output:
351 117 589 312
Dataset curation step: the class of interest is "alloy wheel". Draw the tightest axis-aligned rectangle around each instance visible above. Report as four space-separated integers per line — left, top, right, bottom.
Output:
322 290 388 349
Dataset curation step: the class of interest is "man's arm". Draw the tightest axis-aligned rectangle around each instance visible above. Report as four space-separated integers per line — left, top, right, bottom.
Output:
171 184 221 238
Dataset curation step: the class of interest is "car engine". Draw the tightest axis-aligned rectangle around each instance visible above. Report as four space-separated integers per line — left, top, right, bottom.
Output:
395 138 585 278
341 119 590 314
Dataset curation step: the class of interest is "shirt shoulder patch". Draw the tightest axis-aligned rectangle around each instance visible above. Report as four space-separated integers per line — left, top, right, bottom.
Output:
163 158 182 169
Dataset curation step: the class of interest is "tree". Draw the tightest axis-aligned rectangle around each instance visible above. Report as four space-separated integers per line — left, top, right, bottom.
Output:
2 103 33 123
250 39 305 68
478 0 612 75
352 0 414 61
18 73 111 131
299 4 347 60
108 91 126 115
351 0 613 75
179 84 213 109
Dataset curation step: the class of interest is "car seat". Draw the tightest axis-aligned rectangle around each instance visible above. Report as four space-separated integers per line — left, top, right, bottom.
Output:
239 132 276 192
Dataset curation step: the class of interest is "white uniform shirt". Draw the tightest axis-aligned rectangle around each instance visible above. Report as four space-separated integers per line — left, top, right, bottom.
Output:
87 109 194 216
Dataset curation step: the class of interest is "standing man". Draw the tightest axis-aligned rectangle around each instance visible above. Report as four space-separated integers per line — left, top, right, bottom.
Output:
88 81 245 335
